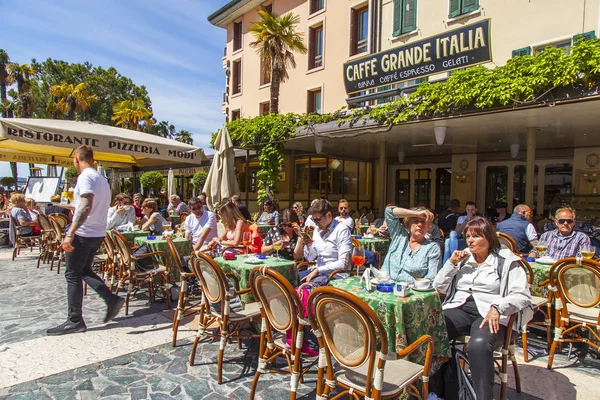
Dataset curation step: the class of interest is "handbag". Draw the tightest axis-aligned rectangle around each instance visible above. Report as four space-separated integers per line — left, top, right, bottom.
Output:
133 244 157 272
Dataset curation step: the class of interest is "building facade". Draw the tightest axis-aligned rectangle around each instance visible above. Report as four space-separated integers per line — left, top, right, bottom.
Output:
210 0 600 221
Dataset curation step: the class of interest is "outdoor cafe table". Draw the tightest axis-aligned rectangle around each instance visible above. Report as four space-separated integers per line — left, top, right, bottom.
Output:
107 229 150 243
134 236 192 282
359 236 390 257
329 276 451 366
214 255 298 303
529 260 600 300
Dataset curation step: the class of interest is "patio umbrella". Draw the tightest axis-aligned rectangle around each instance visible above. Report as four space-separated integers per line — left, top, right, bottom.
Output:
203 126 240 210
167 168 175 200
97 163 104 177
109 168 120 198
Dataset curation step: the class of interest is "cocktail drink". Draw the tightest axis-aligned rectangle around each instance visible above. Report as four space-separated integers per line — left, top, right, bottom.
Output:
273 242 282 258
352 247 365 275
242 231 252 254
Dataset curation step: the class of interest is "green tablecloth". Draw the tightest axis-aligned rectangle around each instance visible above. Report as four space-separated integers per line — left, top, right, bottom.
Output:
256 224 273 237
107 230 150 243
330 277 451 365
134 236 191 282
530 261 552 297
359 237 390 257
214 255 298 303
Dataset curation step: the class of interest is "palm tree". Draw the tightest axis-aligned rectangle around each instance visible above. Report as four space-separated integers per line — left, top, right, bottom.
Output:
111 98 153 131
175 129 193 144
0 49 12 118
249 10 307 114
8 63 36 118
49 82 97 120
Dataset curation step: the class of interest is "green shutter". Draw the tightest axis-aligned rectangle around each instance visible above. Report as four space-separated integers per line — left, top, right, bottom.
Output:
393 0 402 36
449 0 461 18
573 30 597 43
462 0 479 14
511 46 531 58
402 0 417 34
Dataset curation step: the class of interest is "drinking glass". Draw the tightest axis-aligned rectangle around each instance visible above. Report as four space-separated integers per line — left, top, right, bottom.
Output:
581 245 596 259
162 223 171 233
178 226 185 238
273 241 282 258
242 231 252 255
352 247 365 275
535 241 548 258
355 221 362 235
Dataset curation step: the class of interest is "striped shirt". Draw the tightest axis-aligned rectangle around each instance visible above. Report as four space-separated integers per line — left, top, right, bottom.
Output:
538 229 590 260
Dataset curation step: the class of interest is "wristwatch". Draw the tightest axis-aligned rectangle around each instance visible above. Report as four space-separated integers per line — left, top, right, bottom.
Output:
65 231 73 238
491 304 500 314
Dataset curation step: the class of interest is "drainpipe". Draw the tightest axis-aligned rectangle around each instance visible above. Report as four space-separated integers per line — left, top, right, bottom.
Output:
370 0 379 53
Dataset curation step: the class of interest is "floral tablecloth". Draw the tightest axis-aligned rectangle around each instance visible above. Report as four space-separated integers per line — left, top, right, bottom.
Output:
330 277 451 365
214 255 298 303
134 236 191 282
359 237 390 257
530 262 552 297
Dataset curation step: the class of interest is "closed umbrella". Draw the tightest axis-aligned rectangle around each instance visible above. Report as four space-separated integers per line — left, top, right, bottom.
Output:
109 168 120 198
203 126 240 210
97 163 104 177
167 168 175 200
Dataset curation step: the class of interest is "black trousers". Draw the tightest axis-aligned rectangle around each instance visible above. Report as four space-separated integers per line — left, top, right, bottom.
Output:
433 297 506 400
65 235 116 323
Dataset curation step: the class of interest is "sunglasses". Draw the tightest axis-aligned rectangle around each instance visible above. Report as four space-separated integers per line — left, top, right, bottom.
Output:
280 223 292 228
312 215 326 223
190 206 203 211
558 218 574 224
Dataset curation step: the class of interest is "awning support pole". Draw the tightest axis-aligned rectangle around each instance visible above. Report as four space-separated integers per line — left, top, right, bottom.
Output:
379 141 387 215
525 127 536 206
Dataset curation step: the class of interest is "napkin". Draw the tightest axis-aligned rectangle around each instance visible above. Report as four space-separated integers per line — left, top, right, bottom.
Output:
117 223 134 232
371 267 390 283
361 268 373 291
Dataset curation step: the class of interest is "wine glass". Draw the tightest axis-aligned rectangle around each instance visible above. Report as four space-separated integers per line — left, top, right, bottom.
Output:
178 226 185 238
242 231 252 255
273 241 282 258
162 223 171 233
581 245 596 259
352 247 365 275
535 240 548 258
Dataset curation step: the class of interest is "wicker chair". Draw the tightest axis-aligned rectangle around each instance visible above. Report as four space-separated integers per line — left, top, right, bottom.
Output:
188 251 261 384
518 258 552 362
111 229 171 315
47 215 66 273
307 286 433 400
48 212 70 229
166 238 207 347
178 211 189 226
547 258 600 369
36 213 57 269
497 232 519 254
8 214 40 261
248 267 318 400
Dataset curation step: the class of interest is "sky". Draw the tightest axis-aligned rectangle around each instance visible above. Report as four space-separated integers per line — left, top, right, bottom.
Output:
0 0 231 178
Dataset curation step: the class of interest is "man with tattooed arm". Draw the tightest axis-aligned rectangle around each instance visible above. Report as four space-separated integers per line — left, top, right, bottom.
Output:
47 145 124 336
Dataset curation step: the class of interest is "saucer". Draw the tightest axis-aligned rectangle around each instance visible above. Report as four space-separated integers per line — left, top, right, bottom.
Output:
245 257 263 264
412 286 435 292
535 257 557 265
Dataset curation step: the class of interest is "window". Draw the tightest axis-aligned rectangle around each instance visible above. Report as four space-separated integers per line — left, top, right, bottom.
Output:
231 109 241 121
351 5 369 56
310 0 325 14
414 168 431 207
260 101 270 116
574 30 597 43
232 59 242 95
263 3 272 14
395 169 411 208
535 40 571 55
309 24 324 69
376 85 397 104
435 168 452 213
393 0 417 37
233 21 243 51
307 88 322 114
512 46 531 58
260 58 271 85
449 0 479 19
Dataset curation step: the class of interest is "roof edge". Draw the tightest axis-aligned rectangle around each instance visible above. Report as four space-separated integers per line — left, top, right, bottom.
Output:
208 0 246 27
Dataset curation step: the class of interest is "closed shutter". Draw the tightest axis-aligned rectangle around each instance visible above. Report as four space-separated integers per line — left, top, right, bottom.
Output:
511 47 531 58
462 0 479 14
393 0 402 36
402 0 417 34
449 0 461 18
573 30 597 42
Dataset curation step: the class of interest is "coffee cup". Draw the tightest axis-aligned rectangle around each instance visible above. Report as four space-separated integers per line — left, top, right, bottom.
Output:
414 278 431 290
122 205 131 211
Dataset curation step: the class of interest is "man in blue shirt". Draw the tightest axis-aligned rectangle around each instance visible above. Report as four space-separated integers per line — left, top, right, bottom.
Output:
497 204 538 253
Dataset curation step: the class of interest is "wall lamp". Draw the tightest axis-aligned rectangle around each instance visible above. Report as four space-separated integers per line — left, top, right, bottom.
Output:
455 174 467 183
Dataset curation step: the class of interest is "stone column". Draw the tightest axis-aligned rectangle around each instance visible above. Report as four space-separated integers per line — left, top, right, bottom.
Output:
379 141 387 214
525 127 537 206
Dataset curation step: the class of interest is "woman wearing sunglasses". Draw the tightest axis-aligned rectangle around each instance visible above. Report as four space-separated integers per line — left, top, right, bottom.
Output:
139 200 168 234
262 208 303 260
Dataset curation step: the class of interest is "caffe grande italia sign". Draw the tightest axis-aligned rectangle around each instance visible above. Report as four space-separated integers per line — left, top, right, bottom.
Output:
343 19 492 94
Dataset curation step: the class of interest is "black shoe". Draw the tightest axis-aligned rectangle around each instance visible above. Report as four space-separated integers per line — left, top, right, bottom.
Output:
46 320 87 336
104 296 125 323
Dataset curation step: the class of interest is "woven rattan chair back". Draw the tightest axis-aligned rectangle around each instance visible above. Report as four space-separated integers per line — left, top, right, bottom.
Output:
497 232 518 253
179 212 189 226
250 267 301 333
48 215 64 240
166 237 186 275
111 229 133 266
307 286 384 396
191 251 227 312
49 213 69 230
557 260 600 308
37 213 54 235
351 237 363 249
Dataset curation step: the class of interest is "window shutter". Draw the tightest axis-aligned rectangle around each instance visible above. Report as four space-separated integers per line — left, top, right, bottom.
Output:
511 47 531 58
573 30 597 42
402 0 417 34
449 0 461 18
393 0 402 36
462 0 479 14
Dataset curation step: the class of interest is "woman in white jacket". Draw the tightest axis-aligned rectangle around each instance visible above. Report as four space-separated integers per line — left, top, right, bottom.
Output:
432 218 532 400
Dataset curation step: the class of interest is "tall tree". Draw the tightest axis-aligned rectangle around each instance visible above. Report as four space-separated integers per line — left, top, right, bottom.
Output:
175 129 193 145
49 82 97 120
249 10 307 114
8 63 36 118
111 98 153 131
0 50 17 184
150 120 176 139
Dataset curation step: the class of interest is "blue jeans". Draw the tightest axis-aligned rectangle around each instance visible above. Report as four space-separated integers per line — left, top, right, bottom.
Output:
65 235 116 323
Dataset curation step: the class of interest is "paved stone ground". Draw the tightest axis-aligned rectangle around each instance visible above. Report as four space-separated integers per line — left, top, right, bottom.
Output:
1 246 599 399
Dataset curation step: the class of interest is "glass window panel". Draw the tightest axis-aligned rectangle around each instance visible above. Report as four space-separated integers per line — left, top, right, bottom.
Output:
357 9 369 53
544 163 573 216
294 156 310 200
330 159 343 196
435 168 452 213
395 169 410 208
414 168 431 208
314 91 322 114
485 166 508 218
310 157 328 197
344 160 358 198
359 161 372 201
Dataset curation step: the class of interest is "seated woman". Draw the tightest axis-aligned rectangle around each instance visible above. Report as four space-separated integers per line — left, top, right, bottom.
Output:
292 201 305 226
207 201 252 253
139 200 168 234
262 208 303 261
256 199 280 225
432 218 532 400
25 198 41 235
381 206 441 283
9 194 38 236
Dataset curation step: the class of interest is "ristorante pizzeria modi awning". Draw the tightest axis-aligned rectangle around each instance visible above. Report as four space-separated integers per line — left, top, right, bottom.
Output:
0 118 207 167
